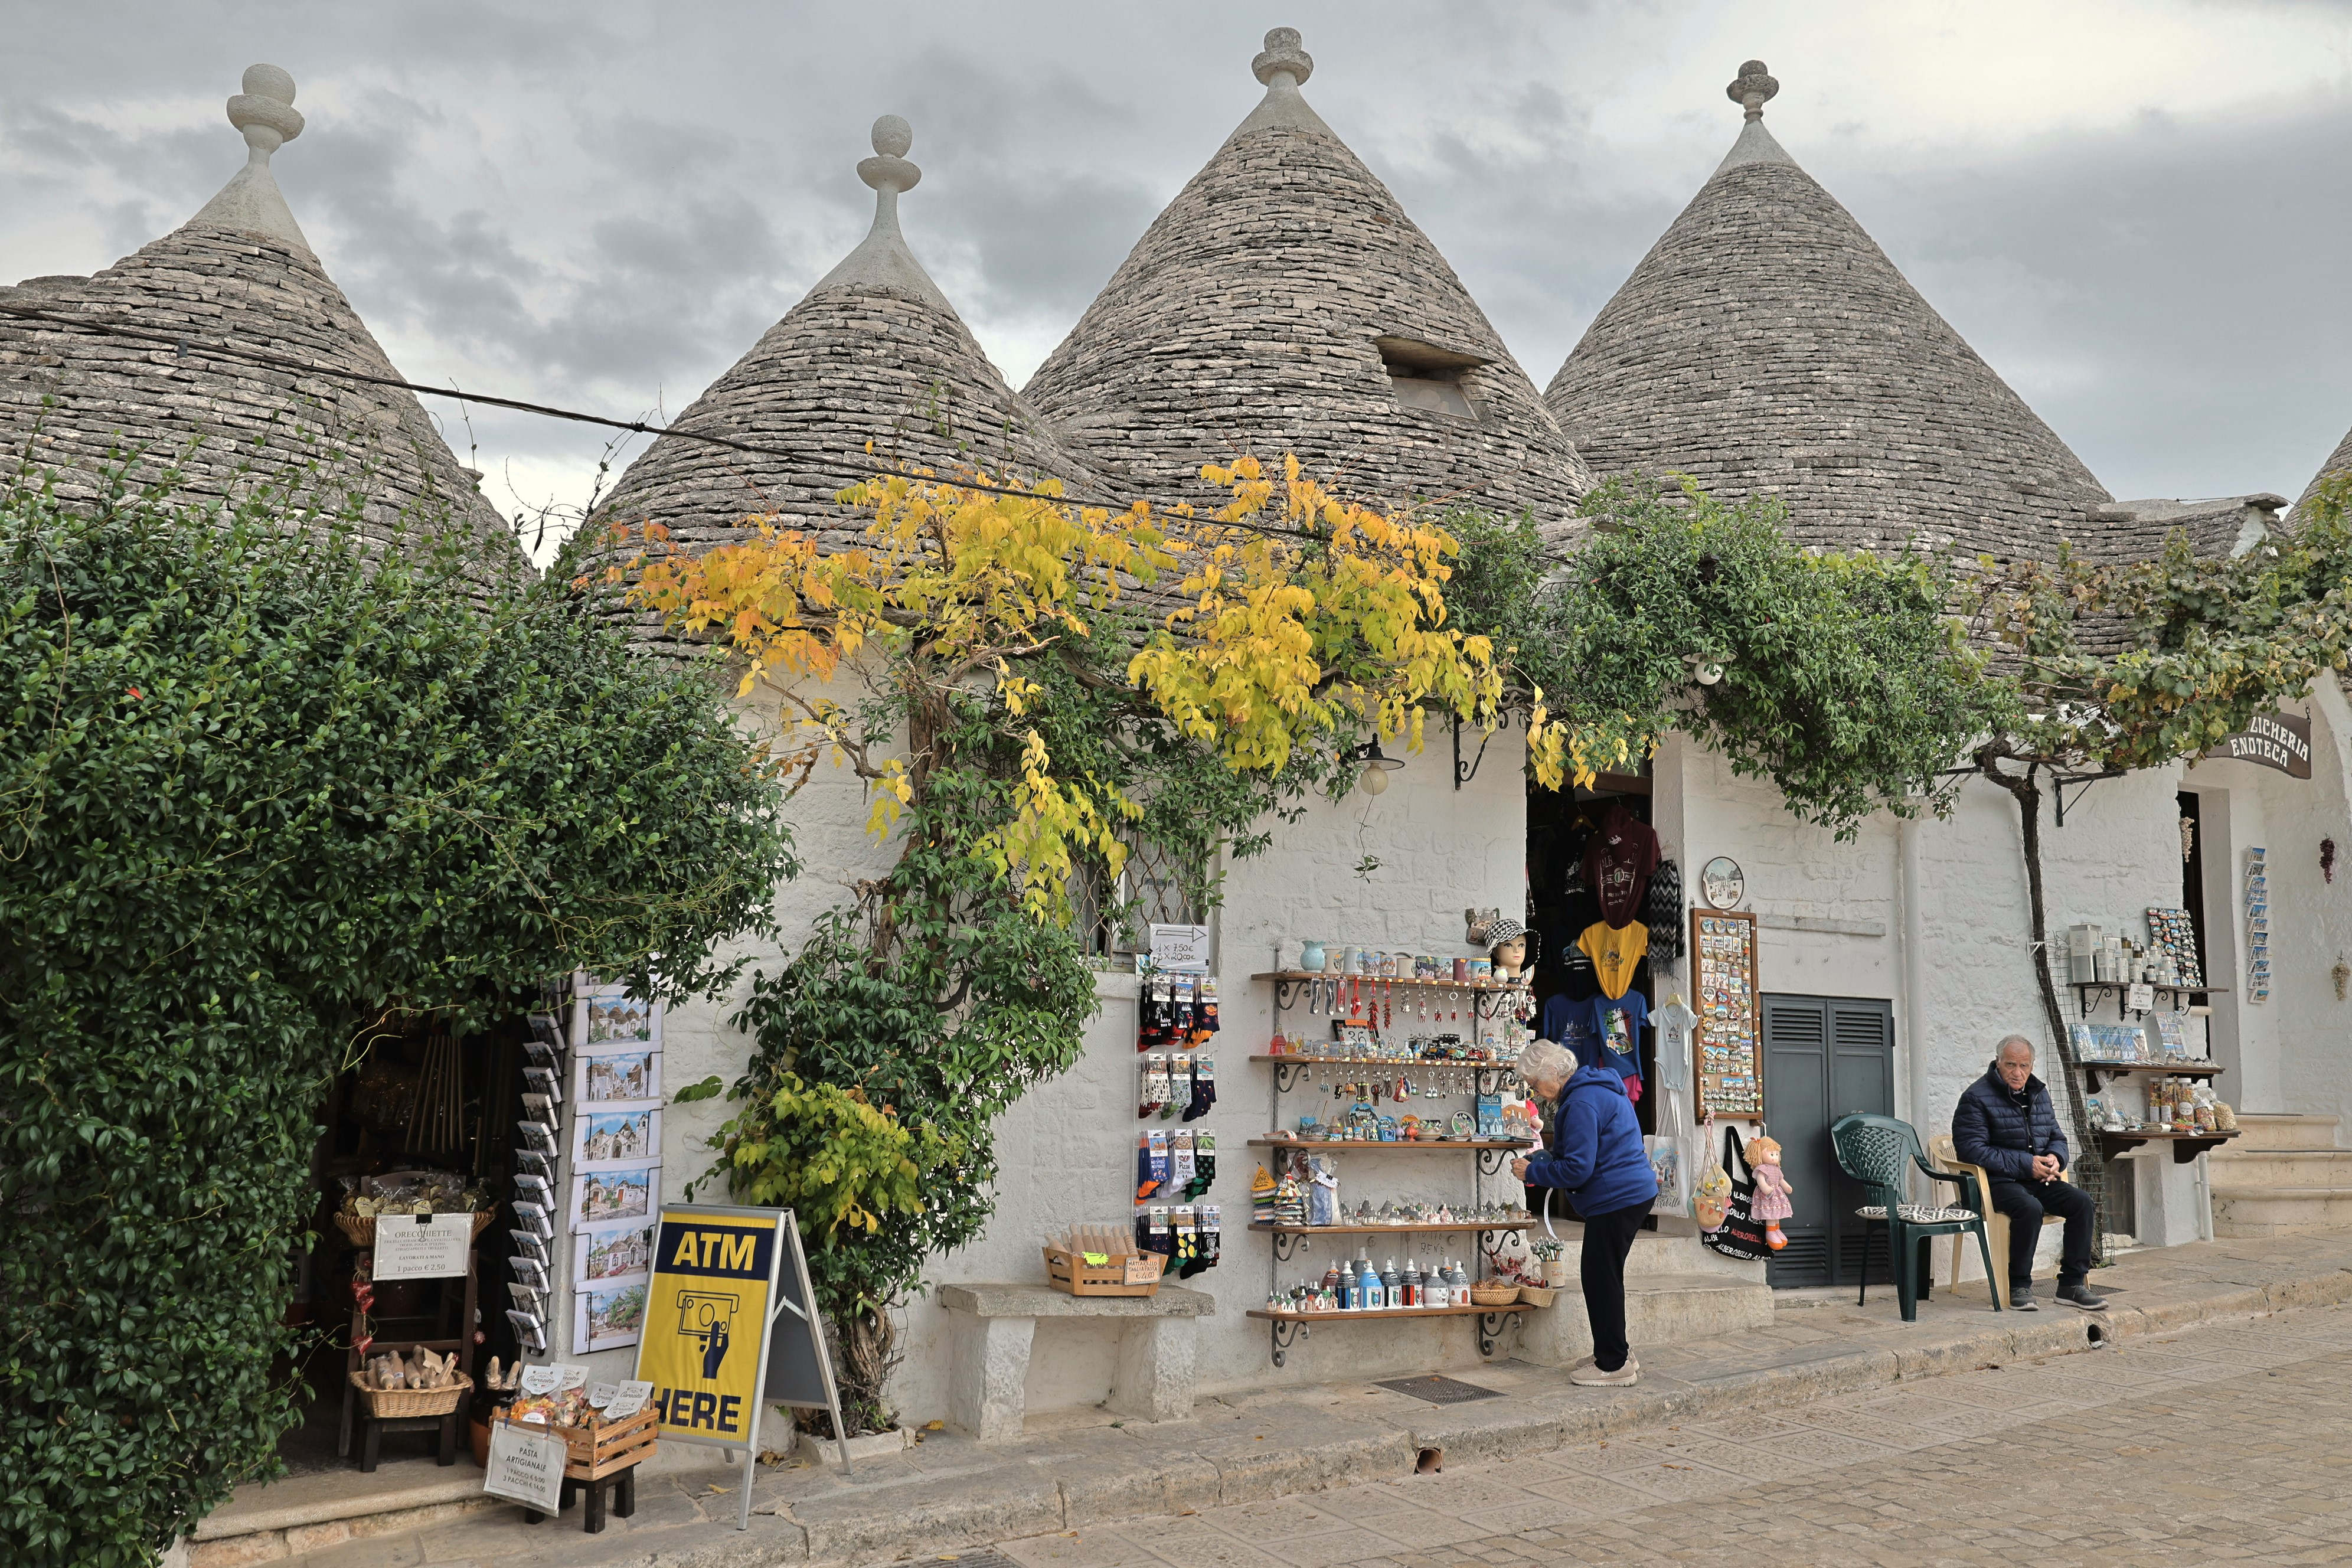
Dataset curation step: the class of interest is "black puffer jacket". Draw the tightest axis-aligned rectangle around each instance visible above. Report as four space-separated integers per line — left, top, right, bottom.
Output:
1952 1064 2069 1180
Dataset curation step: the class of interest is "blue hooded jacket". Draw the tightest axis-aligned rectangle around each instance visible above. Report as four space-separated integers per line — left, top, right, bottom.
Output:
1525 1063 1660 1220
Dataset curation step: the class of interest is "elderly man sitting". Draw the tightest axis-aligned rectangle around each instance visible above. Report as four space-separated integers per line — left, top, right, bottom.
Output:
1952 1035 2108 1311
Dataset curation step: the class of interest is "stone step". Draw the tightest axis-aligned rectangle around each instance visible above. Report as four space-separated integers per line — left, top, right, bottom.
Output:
2210 1185 2352 1237
2226 1113 2345 1152
1514 1271 1776 1367
2206 1148 2352 1186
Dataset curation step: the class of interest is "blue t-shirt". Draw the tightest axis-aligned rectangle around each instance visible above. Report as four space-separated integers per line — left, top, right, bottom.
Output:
1576 991 1648 1087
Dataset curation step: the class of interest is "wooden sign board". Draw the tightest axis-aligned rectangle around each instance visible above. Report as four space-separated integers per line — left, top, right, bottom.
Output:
2217 711 2312 779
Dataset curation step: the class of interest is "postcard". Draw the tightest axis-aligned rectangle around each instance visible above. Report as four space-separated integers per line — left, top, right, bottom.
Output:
572 1106 660 1171
569 1161 658 1231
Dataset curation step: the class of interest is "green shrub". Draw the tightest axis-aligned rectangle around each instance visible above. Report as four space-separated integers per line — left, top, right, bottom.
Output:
0 461 795 1567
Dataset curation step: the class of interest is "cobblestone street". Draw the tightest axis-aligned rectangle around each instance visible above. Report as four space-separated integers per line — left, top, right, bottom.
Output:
995 1303 2352 1568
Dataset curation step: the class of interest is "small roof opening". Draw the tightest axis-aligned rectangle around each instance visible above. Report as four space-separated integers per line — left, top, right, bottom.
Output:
1379 335 1484 422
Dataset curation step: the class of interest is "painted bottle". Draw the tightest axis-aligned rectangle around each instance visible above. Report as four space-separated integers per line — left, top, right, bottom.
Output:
1401 1258 1422 1308
1359 1256 1382 1311
1381 1258 1401 1310
1426 1260 1449 1309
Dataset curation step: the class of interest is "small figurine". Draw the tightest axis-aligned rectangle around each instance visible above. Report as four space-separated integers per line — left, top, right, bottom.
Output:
1747 1133 1795 1250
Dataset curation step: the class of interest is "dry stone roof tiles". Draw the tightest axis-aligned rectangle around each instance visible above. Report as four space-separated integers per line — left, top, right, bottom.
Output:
1546 61 2110 564
1022 28 1590 532
587 117 1104 568
2293 424 2352 520
0 67 521 578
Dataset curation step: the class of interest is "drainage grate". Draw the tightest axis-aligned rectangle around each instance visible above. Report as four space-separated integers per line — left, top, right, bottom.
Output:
1373 1375 1502 1404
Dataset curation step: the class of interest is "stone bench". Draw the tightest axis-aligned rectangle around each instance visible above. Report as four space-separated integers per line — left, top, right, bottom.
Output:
937 1282 1217 1442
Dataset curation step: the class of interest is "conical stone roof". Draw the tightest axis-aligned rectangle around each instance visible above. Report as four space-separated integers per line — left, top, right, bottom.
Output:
1546 61 2109 561
2292 424 2352 520
590 115 1103 572
1023 28 1590 529
0 66 521 576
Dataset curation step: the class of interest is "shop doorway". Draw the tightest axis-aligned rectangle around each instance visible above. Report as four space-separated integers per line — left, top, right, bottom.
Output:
1524 766 1659 1133
276 1011 533 1476
1759 994 1894 1289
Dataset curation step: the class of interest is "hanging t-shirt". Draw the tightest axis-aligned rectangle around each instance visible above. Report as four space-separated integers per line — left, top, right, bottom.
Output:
1576 991 1651 1092
1576 920 1650 1001
1583 804 1661 929
1541 993 1602 1071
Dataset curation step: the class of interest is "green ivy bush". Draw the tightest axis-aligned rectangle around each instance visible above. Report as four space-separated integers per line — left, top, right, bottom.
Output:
1445 478 2004 836
0 462 795 1567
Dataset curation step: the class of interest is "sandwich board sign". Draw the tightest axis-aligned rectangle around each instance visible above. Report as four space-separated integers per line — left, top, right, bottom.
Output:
632 1204 851 1529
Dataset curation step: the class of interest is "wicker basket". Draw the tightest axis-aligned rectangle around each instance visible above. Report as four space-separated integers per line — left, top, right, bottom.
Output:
1515 1283 1560 1308
1043 1245 1163 1297
335 1208 497 1249
1468 1282 1521 1308
348 1368 473 1419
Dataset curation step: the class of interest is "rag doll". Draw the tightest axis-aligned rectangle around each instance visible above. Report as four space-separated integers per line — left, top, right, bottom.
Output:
1747 1133 1796 1250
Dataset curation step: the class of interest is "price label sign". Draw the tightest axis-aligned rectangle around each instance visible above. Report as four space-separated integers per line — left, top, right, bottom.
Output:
482 1421 568 1513
517 1364 561 1396
1148 923 1211 974
372 1212 475 1280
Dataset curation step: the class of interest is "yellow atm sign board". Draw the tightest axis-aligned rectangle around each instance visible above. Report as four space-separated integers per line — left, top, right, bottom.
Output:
635 1210 779 1444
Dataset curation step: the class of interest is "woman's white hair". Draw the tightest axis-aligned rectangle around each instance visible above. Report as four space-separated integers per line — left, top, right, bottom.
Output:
1518 1038 1576 1090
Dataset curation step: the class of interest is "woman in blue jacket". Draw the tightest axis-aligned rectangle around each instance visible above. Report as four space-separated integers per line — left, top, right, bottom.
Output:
1510 1037 1660 1386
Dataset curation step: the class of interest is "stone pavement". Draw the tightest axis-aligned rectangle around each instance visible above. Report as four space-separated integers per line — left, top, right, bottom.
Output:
997 1301 2352 1567
239 1228 2352 1566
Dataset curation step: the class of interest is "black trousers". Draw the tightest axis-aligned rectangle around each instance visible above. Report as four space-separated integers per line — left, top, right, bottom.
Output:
1579 1198 1652 1372
1987 1175 2096 1288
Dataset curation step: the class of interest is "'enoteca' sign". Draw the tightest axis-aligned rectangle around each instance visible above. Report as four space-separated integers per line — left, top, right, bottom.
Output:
2217 712 2313 779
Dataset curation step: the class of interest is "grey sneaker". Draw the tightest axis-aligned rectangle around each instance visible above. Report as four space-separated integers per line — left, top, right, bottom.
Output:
2057 1282 2109 1311
2009 1285 2038 1311
1569 1351 1639 1376
1569 1360 1639 1387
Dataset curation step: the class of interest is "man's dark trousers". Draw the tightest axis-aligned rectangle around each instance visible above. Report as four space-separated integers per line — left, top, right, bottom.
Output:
1987 1175 2095 1288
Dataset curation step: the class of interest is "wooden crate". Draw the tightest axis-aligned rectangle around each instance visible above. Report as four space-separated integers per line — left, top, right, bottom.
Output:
1043 1245 1162 1298
501 1405 659 1481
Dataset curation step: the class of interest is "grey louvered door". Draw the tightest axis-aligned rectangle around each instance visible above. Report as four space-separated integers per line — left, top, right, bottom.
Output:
1760 994 1896 1289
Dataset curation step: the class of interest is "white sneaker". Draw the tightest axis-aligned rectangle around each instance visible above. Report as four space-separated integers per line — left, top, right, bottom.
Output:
1569 1360 1639 1387
1569 1351 1639 1376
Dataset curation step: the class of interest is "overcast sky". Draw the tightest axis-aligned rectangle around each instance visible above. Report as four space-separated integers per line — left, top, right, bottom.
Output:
7 1 2352 550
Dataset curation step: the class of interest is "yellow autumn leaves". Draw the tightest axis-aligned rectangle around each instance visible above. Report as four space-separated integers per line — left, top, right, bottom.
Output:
613 453 1560 919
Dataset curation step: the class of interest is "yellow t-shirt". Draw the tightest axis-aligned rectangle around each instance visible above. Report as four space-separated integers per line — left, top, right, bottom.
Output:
1577 920 1649 1000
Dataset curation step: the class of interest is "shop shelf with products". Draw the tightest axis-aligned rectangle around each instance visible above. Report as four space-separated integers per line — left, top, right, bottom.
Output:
2096 1127 2242 1164
1247 949 1538 1366
2079 1058 2226 1093
2070 980 2227 1021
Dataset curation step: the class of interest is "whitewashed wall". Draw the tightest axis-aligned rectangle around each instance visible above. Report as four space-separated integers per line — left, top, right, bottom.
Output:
581 674 2352 1417
2187 675 2352 1139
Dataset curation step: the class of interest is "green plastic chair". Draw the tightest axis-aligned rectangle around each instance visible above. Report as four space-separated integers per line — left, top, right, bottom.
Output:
1828 1113 2003 1322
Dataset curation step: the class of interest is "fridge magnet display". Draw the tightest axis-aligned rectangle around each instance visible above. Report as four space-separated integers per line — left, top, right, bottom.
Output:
576 1215 658 1285
576 1044 661 1106
1692 908 1762 1119
571 1162 658 1230
573 1107 659 1170
574 1279 649 1354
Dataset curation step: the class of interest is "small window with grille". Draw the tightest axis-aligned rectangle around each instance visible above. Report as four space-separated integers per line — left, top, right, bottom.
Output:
1070 834 1212 959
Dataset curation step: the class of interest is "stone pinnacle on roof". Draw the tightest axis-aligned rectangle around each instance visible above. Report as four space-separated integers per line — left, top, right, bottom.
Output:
1024 25 1590 528
1717 58 1794 171
584 109 1105 641
1544 58 2109 562
811 115 950 311
0 62 524 577
188 64 313 253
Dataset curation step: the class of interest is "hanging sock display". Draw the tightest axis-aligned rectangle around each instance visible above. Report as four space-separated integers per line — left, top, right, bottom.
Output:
1193 978 1219 1045
1181 1055 1216 1120
1184 1132 1218 1199
1179 1204 1223 1278
1136 1129 1170 1200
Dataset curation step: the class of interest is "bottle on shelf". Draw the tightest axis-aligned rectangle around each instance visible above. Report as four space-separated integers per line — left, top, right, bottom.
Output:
1358 1256 1383 1311
1381 1258 1401 1310
1426 1260 1449 1309
1401 1257 1422 1308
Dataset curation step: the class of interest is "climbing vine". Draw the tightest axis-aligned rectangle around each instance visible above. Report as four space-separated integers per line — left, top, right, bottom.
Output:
1445 477 2004 836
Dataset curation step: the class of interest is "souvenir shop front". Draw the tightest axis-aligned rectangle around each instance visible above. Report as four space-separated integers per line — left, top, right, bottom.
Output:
267 976 665 1480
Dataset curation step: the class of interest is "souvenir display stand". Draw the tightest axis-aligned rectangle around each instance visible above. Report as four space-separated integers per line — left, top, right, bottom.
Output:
1691 909 1760 1123
510 1406 658 1534
1246 961 1535 1366
339 1234 481 1471
2067 908 2243 1165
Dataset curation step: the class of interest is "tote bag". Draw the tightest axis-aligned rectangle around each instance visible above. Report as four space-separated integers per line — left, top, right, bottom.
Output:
1700 1124 1772 1262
